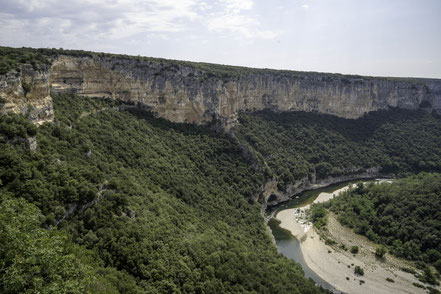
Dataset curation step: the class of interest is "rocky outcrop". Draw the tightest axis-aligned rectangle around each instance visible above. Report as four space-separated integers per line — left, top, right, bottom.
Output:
25 136 37 152
3 135 38 152
419 78 441 112
0 64 53 125
1 54 441 128
264 167 382 208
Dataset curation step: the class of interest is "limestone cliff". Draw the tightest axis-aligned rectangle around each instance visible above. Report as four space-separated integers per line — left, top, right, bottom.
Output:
1 54 441 128
264 167 382 208
0 64 53 125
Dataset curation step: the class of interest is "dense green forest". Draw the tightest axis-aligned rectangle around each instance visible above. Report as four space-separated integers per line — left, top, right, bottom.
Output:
327 174 441 262
2 87 441 292
308 174 441 286
235 109 441 189
0 94 328 293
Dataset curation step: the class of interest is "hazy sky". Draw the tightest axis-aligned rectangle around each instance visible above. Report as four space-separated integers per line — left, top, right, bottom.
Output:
1 0 440 78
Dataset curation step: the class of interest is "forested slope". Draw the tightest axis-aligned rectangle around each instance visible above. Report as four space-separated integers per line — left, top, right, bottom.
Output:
327 174 441 262
235 109 441 189
2 92 441 293
309 173 441 286
0 95 327 293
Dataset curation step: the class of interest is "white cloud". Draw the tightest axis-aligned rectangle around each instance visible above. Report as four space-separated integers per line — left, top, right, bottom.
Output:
206 0 278 40
221 0 253 12
0 0 277 46
0 0 205 45
208 14 255 36
199 2 212 11
207 14 277 39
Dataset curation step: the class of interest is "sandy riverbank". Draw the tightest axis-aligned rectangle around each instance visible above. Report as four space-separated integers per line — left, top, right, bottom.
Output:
296 217 426 294
275 180 435 294
276 184 357 241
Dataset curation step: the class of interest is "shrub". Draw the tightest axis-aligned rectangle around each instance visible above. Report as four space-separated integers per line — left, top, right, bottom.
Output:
354 266 364 276
412 282 425 289
427 286 441 294
401 267 416 274
308 204 328 229
434 259 441 273
22 82 32 96
350 246 359 254
375 245 387 258
386 278 395 283
323 236 336 246
418 266 439 286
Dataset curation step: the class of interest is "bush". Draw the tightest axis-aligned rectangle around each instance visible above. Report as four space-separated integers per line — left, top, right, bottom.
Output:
427 286 441 294
354 266 364 276
323 236 336 246
412 282 425 289
22 82 32 96
350 246 359 254
375 245 387 258
418 266 439 286
434 259 441 273
386 278 395 283
401 267 416 274
308 204 328 229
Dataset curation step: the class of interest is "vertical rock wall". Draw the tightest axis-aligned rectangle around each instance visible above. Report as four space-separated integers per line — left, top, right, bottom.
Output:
1 55 440 128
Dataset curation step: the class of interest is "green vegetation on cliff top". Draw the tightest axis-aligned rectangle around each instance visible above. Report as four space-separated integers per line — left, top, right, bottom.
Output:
0 45 435 83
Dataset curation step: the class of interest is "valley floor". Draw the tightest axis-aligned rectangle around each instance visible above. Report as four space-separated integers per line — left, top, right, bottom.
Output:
275 180 441 294
278 211 436 294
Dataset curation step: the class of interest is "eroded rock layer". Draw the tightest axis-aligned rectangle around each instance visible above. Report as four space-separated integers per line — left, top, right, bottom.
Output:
1 55 440 128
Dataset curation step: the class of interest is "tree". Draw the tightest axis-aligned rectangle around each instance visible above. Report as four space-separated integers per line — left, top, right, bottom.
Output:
375 245 387 259
0 196 110 293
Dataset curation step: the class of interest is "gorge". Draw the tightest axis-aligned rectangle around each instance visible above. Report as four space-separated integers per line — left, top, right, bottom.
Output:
1 47 441 293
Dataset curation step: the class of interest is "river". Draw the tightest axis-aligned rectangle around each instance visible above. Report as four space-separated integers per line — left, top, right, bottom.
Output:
267 180 374 292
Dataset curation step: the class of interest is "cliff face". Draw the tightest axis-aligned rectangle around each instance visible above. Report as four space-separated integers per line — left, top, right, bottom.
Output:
0 64 54 125
1 55 440 128
264 167 382 208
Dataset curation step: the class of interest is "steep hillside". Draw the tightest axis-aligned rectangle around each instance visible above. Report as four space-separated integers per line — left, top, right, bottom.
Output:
1 46 440 129
2 92 441 292
0 94 328 293
235 109 441 206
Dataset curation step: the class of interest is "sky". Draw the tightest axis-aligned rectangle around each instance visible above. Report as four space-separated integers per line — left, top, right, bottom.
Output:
0 0 440 78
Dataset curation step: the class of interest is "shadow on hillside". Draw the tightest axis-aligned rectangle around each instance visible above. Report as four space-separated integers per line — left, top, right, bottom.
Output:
249 108 434 143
